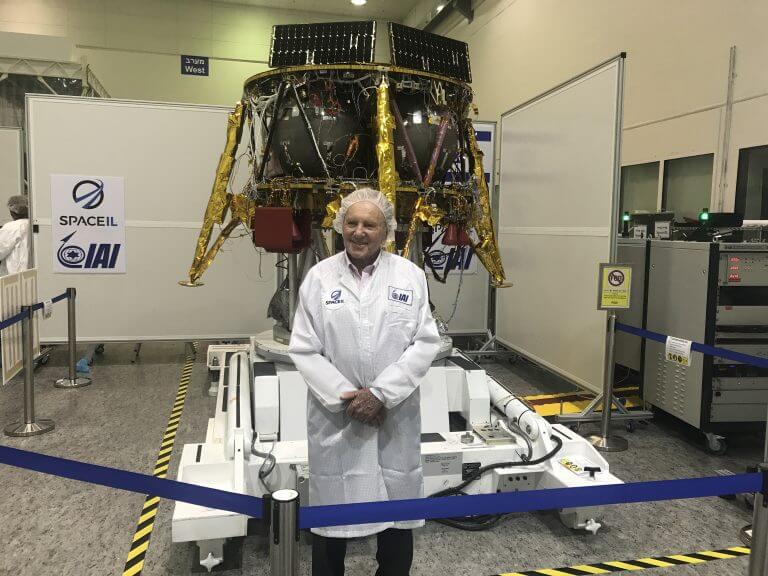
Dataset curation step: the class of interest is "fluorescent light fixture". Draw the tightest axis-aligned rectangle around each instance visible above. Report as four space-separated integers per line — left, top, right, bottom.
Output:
350 0 367 5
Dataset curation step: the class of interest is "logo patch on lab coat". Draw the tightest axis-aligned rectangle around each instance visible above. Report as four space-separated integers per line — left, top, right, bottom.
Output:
324 288 345 310
388 286 413 306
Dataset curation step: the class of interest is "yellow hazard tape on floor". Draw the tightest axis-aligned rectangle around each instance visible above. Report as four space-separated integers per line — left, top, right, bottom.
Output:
122 343 197 576
496 546 750 575
523 387 643 417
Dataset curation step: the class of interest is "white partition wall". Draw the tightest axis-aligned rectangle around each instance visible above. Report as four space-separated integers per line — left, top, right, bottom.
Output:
0 127 23 227
27 95 276 342
496 57 624 393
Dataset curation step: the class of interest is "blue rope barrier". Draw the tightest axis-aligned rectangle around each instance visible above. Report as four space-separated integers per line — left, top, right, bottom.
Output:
0 290 70 332
616 322 768 369
0 445 760 529
300 473 761 529
0 445 263 519
51 291 68 305
0 310 25 331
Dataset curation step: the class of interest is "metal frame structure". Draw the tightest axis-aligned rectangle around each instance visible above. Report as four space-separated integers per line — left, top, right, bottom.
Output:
0 55 110 99
548 55 653 448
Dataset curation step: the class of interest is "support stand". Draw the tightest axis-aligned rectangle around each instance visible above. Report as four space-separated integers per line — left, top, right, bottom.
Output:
5 306 55 436
558 311 653 451
55 288 91 389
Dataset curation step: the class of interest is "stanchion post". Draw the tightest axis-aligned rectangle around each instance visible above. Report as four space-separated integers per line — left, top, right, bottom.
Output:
269 489 300 576
748 464 768 575
4 305 55 437
587 310 628 452
55 287 91 389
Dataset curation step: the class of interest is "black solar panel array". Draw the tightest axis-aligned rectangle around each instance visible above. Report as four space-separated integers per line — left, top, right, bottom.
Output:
389 22 471 83
269 21 376 67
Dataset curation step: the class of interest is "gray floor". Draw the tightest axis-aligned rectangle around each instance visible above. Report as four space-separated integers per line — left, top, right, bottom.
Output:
0 342 759 576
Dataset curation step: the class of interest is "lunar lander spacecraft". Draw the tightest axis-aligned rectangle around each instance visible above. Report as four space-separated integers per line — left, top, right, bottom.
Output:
180 21 506 337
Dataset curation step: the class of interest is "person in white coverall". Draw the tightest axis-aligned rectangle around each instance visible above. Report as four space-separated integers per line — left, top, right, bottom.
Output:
288 188 441 576
0 195 29 276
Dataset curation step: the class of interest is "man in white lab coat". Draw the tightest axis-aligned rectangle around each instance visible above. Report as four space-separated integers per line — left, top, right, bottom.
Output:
289 188 441 576
0 195 30 276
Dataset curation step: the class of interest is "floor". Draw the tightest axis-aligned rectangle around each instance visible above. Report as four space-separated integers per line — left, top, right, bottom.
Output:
0 342 760 576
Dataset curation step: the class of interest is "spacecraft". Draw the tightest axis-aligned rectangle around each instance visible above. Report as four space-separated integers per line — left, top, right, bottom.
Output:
180 21 506 329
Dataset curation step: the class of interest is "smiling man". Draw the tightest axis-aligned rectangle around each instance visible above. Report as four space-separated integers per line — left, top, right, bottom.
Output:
288 188 441 576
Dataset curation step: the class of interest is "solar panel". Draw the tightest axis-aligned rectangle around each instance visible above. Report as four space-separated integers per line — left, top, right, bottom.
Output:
389 22 471 83
269 21 376 67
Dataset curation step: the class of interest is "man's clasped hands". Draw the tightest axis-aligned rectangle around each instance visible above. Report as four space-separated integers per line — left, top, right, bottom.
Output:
341 388 385 427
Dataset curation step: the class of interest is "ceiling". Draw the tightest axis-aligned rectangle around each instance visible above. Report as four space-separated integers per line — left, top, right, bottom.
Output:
216 0 419 22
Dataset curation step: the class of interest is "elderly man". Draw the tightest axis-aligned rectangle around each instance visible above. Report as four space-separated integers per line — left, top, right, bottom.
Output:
0 195 30 276
288 188 441 576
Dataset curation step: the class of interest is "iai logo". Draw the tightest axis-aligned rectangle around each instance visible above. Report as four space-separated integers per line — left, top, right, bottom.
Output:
50 174 126 274
324 288 345 310
57 231 121 270
388 286 412 306
72 179 105 209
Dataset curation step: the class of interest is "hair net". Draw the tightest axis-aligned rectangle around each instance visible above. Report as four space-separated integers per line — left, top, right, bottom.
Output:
332 188 397 244
7 195 28 218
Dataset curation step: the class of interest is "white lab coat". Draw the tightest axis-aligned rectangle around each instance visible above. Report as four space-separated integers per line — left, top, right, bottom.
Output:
0 219 29 276
288 250 441 538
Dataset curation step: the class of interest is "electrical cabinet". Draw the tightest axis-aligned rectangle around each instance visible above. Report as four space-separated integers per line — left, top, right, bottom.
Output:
642 241 768 453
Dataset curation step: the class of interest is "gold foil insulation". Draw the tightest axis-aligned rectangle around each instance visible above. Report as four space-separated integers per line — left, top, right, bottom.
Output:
375 77 399 252
322 195 342 229
183 102 246 285
230 194 255 225
402 196 445 260
465 121 507 287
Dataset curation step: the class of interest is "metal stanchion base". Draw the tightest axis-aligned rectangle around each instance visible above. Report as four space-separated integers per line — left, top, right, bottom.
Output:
54 377 91 389
741 524 752 547
4 419 55 437
587 434 629 452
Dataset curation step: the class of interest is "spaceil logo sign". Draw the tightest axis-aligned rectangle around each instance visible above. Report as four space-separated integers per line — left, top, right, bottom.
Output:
72 179 105 209
50 174 126 274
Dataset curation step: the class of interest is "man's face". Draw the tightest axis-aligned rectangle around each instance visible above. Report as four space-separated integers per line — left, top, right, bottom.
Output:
342 201 388 264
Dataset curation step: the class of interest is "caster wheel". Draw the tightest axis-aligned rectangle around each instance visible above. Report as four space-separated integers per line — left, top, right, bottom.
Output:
705 434 727 455
95 344 105 354
626 420 636 433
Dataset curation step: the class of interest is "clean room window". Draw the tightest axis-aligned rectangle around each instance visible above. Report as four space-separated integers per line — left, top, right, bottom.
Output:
662 154 714 221
735 145 768 220
620 161 659 214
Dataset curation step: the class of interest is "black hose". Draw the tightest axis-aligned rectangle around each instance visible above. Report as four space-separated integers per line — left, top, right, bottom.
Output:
435 513 506 531
505 419 533 462
427 435 564 531
430 434 563 499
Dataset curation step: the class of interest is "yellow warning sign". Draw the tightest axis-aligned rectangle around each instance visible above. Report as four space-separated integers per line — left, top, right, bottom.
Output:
666 336 692 367
598 264 632 310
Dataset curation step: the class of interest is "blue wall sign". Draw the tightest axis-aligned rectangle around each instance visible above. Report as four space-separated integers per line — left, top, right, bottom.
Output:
181 55 209 76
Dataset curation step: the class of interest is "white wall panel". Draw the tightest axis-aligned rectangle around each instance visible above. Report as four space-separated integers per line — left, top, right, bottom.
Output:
27 95 275 342
496 59 622 393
